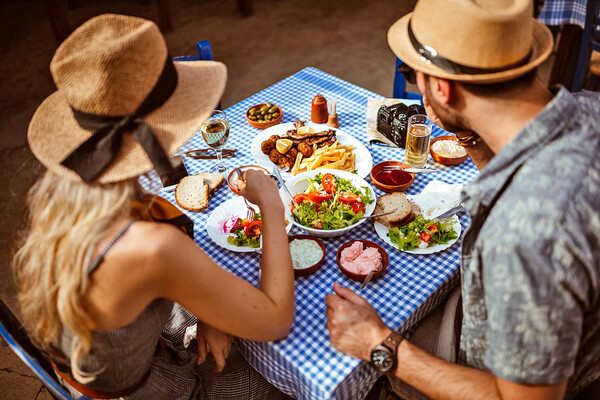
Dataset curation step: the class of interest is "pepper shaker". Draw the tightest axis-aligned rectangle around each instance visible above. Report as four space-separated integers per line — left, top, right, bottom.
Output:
311 95 328 124
327 98 340 128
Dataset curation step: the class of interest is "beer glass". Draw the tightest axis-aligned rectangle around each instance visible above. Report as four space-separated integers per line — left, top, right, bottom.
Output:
405 114 432 168
200 110 230 174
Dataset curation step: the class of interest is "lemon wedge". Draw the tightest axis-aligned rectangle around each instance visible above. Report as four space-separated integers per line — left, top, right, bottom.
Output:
297 126 316 136
276 139 293 154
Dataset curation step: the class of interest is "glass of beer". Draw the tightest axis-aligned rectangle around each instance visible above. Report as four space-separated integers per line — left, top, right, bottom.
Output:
405 114 432 168
200 110 230 174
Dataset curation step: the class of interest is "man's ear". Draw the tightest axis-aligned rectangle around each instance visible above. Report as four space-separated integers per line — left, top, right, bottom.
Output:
428 76 452 105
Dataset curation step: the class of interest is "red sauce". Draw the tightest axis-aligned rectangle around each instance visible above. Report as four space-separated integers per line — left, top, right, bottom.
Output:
374 169 412 186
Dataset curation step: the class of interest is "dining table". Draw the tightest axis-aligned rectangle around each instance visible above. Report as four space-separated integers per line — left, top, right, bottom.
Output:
151 67 480 400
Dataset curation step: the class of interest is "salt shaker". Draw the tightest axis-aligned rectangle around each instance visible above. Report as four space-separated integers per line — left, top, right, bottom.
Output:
327 98 340 128
311 95 328 124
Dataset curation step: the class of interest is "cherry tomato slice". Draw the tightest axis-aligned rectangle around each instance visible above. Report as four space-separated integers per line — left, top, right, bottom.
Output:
338 192 361 204
351 202 365 214
241 218 251 228
293 194 311 204
245 220 262 237
427 223 438 234
420 232 432 242
321 173 337 193
308 191 332 203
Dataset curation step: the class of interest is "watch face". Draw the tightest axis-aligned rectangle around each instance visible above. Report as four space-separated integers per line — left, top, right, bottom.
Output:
371 349 393 373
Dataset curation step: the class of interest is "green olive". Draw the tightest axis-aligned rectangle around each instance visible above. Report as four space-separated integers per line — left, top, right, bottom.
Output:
248 107 256 115
260 105 269 112
265 115 272 121
249 115 257 121
272 112 280 119
265 102 273 108
268 106 278 113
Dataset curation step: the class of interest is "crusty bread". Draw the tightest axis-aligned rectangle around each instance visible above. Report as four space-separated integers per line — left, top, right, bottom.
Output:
175 175 210 211
374 192 416 227
197 172 224 195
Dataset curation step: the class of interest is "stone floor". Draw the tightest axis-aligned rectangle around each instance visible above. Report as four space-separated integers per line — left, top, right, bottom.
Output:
0 0 555 398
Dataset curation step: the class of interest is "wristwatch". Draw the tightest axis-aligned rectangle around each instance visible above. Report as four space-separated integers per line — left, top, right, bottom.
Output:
370 330 404 373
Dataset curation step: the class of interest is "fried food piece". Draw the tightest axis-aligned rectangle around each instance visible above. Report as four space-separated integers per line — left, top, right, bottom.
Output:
286 148 298 160
269 135 280 143
298 141 313 157
261 139 276 154
269 149 283 164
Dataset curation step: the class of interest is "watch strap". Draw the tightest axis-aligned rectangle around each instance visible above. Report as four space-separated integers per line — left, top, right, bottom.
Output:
382 330 404 353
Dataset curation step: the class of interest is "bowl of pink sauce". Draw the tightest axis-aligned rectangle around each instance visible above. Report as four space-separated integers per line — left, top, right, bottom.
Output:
336 240 388 282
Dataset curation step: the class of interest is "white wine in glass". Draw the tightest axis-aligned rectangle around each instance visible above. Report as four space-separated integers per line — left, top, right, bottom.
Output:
200 110 230 174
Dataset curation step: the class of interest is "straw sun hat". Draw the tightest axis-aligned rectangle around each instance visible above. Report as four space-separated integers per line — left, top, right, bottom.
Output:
388 0 554 84
28 14 227 184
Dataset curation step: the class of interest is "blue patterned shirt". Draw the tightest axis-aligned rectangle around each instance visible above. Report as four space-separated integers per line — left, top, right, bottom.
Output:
459 88 600 399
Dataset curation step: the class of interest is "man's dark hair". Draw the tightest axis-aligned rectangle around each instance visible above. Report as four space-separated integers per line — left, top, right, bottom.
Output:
455 69 538 97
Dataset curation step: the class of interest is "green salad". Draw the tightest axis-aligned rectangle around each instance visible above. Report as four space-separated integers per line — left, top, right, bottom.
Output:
226 213 262 248
388 214 458 251
291 173 373 230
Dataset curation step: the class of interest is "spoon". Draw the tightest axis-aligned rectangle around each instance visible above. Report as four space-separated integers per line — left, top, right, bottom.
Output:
358 208 398 220
272 167 298 205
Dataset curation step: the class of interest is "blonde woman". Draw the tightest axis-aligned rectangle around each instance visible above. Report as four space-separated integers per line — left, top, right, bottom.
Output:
14 14 294 400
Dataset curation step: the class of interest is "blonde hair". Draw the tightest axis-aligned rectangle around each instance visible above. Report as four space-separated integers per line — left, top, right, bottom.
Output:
13 170 140 383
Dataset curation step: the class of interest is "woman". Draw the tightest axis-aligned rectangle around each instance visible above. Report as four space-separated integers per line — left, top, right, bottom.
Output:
14 14 294 399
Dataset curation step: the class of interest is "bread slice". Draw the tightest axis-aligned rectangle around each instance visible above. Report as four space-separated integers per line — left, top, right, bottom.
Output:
197 172 224 195
175 175 210 211
374 192 414 227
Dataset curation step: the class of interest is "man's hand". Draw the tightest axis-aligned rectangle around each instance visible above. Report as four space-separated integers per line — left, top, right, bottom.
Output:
196 321 234 372
325 282 391 360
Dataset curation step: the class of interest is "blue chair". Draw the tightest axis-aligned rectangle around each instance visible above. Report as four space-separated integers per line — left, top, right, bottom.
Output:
393 57 423 102
0 299 89 400
172 40 222 109
571 0 600 91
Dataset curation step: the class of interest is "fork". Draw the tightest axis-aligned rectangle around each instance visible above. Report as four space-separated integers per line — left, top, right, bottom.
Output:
382 166 437 173
244 198 256 220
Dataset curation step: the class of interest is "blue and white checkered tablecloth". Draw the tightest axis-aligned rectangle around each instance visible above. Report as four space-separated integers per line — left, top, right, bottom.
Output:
538 0 587 28
157 67 479 400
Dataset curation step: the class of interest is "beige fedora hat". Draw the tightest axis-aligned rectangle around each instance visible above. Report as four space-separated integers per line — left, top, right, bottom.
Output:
388 0 553 83
28 13 227 183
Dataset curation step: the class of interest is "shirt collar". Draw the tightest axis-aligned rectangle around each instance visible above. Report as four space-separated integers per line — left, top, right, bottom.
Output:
462 86 577 210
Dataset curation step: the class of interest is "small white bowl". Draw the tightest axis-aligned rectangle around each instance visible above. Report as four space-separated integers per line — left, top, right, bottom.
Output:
279 169 376 238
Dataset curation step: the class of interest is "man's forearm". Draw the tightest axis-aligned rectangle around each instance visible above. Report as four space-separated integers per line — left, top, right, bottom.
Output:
394 339 501 400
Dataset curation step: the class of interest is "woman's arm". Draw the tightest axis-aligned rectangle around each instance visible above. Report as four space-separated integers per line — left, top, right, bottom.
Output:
147 171 294 341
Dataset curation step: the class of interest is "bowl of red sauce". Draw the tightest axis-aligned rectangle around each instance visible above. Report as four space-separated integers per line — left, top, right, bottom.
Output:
370 161 415 192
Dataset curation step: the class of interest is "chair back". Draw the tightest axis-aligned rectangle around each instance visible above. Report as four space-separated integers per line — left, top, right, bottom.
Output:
393 57 423 102
0 298 86 400
172 40 222 109
571 0 600 91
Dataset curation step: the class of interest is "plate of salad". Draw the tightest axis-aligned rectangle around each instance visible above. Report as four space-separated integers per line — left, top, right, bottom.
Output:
280 169 376 238
206 196 292 252
374 201 461 254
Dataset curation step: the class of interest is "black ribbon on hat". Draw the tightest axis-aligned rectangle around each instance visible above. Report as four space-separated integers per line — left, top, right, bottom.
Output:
61 57 178 183
408 19 532 75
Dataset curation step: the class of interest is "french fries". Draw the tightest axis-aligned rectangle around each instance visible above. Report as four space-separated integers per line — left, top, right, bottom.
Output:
291 141 356 175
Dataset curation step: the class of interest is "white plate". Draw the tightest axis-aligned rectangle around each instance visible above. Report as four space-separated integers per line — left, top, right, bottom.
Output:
250 122 373 180
279 169 376 238
206 196 292 252
373 195 462 254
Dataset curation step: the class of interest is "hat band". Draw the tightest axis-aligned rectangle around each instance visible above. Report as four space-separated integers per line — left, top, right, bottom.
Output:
408 20 532 75
61 56 178 183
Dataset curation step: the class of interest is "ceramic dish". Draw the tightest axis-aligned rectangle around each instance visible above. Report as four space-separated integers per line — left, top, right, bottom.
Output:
206 196 292 252
288 234 326 277
246 103 283 129
336 239 388 282
430 136 469 166
250 122 373 180
227 165 269 195
279 169 376 238
370 161 415 192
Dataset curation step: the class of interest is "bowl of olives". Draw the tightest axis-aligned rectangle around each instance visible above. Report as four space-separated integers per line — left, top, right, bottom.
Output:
246 102 283 129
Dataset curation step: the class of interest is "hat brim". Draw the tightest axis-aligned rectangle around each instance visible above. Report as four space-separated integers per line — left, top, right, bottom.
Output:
28 60 227 183
387 13 554 84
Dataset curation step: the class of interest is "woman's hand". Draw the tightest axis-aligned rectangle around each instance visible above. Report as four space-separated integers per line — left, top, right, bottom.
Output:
196 321 234 372
238 170 283 213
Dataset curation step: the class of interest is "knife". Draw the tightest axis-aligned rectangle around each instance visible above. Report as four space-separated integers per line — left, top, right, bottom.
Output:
433 205 465 220
402 168 437 173
360 270 374 290
184 148 237 159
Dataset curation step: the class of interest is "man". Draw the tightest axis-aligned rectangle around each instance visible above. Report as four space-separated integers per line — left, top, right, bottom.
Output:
325 1 600 399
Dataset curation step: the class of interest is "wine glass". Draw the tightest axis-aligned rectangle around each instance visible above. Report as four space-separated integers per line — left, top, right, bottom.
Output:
200 110 230 174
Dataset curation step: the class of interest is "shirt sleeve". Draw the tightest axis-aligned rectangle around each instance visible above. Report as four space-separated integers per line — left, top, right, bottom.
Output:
480 228 591 385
